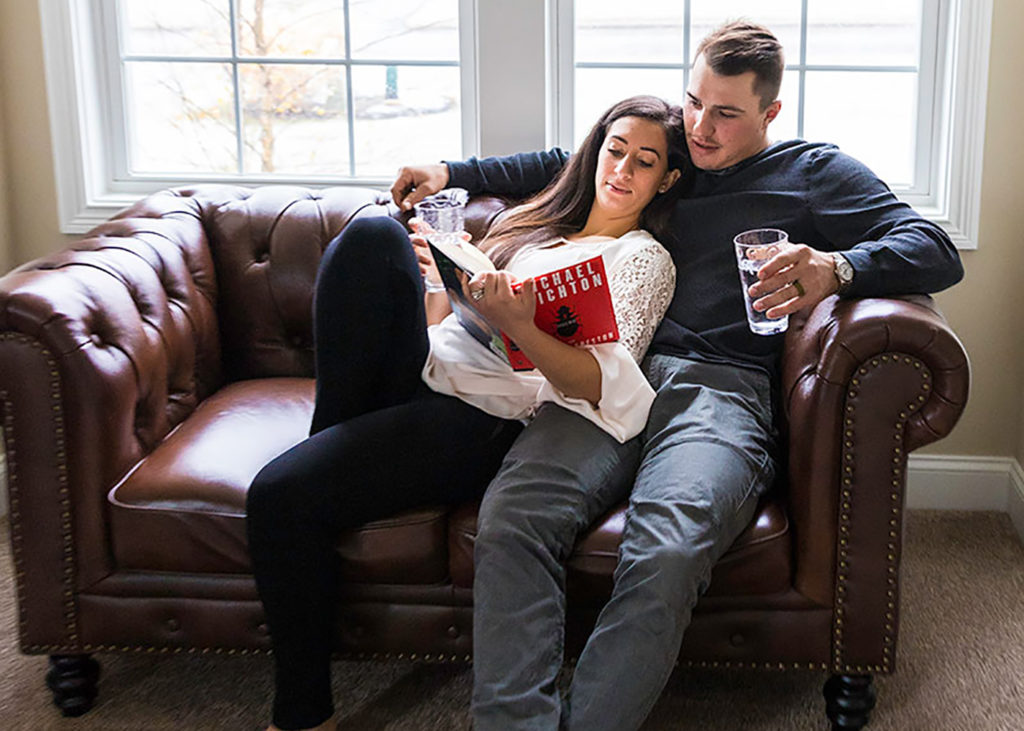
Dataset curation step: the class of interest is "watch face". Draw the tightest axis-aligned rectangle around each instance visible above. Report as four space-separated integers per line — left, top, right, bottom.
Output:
835 254 854 285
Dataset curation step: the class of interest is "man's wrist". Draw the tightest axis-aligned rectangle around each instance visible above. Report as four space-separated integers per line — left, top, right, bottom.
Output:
831 252 855 294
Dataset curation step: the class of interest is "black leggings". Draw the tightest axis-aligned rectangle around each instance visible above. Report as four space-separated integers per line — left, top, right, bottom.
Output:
246 216 522 730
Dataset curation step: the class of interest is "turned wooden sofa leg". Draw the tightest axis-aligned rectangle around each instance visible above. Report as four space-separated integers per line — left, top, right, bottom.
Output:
46 654 100 717
823 674 876 730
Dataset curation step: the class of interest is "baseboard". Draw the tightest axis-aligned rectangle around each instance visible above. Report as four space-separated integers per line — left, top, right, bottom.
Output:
905 455 1016 510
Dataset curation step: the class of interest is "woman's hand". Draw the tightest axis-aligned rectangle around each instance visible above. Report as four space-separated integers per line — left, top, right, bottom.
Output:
464 271 537 337
408 217 471 288
408 217 442 286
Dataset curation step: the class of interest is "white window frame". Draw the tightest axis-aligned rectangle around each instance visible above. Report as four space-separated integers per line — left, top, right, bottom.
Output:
41 0 989 249
40 0 485 233
549 0 991 249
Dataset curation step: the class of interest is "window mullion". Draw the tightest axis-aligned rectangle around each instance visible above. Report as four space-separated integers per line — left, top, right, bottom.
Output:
343 0 356 178
914 0 944 198
797 0 809 140
459 0 479 156
683 0 691 93
229 0 244 175
100 0 129 182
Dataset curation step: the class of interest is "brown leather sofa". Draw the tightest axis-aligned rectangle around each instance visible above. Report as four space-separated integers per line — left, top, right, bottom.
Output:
0 185 969 728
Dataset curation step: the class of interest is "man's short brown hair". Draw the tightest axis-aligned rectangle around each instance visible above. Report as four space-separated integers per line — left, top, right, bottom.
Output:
695 21 784 110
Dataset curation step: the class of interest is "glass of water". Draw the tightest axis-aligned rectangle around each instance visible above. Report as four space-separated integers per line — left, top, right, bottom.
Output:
733 228 790 336
413 188 469 292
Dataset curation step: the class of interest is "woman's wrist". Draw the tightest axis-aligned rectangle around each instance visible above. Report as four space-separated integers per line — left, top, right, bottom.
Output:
424 276 446 293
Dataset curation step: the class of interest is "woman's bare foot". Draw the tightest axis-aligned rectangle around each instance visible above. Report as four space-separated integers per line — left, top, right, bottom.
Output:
267 715 337 731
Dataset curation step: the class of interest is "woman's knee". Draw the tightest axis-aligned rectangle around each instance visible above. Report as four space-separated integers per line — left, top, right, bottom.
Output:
323 216 410 270
246 454 306 533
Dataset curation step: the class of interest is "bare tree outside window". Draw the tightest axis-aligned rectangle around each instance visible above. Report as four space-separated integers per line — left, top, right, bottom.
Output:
120 0 461 178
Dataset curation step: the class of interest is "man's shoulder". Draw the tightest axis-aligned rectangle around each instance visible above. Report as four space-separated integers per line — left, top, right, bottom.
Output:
760 139 841 166
755 140 882 190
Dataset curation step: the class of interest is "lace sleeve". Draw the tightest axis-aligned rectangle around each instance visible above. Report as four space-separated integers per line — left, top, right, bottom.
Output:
609 243 676 362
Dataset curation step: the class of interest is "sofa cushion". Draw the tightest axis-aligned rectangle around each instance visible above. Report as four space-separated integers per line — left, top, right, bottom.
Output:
108 378 452 584
447 493 792 600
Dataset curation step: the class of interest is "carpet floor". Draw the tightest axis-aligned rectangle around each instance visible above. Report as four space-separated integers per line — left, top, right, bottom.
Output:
0 510 1020 730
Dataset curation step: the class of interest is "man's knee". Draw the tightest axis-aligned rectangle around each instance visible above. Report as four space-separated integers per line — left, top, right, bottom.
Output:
615 540 710 633
476 480 571 558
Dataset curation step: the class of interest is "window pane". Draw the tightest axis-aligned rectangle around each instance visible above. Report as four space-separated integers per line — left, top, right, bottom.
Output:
120 0 231 57
351 65 461 177
690 0 802 63
806 0 921 67
803 71 916 186
125 62 237 174
770 72 800 143
237 0 346 58
349 0 458 61
240 64 349 174
575 0 682 64
574 69 683 146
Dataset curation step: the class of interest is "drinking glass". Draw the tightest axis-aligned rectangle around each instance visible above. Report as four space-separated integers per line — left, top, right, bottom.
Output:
733 228 790 336
414 188 469 292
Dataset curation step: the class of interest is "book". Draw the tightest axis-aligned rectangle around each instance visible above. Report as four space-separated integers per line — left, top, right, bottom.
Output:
428 235 620 371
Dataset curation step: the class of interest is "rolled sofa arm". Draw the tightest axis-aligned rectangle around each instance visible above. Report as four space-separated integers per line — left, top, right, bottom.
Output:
780 294 969 673
0 190 223 651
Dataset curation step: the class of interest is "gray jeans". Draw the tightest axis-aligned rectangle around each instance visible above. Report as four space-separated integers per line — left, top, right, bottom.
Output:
471 354 778 731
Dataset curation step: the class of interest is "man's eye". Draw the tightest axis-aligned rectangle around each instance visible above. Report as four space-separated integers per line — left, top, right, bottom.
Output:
720 112 737 119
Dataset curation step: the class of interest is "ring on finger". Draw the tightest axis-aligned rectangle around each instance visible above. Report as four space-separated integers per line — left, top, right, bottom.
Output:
792 279 805 297
470 287 485 301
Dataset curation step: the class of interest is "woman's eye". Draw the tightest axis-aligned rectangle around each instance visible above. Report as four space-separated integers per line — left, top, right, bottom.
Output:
638 159 654 168
608 148 625 157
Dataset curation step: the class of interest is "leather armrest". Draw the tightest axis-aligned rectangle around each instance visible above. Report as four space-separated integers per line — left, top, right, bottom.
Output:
0 191 222 648
780 294 969 671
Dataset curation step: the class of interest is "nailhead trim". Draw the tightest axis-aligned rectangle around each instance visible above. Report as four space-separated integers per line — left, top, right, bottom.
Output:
21 642 830 672
832 353 929 675
23 645 477 664
679 660 829 671
0 333 80 650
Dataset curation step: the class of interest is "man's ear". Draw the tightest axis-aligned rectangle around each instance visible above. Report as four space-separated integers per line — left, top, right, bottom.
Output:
762 100 782 129
659 168 682 193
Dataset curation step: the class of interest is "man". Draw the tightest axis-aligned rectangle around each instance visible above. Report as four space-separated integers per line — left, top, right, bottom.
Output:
392 21 963 731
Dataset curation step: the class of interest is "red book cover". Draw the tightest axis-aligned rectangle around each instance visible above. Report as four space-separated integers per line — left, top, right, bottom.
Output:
429 241 619 371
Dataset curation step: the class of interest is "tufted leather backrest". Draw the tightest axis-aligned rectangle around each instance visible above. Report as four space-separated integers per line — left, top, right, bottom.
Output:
179 186 394 380
0 185 509 463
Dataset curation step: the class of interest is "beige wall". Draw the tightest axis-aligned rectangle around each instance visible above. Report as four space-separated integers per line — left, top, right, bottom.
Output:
0 1 71 269
1 1 1023 460
923 0 1024 458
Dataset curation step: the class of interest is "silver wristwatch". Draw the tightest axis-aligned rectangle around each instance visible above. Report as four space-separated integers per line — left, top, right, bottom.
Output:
831 252 854 294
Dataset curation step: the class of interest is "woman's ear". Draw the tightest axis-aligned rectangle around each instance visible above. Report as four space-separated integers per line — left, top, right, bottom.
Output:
659 168 682 193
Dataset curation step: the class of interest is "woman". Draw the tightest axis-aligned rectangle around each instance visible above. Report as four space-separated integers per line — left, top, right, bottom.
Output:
247 95 689 731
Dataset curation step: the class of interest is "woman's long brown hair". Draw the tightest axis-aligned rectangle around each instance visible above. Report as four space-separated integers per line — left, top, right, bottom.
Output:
480 95 690 269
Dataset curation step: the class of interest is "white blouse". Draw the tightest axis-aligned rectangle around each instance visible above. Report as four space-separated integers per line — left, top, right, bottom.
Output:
422 229 675 443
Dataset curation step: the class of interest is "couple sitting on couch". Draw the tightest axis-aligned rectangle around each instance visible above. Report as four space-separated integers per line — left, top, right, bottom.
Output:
246 20 963 731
